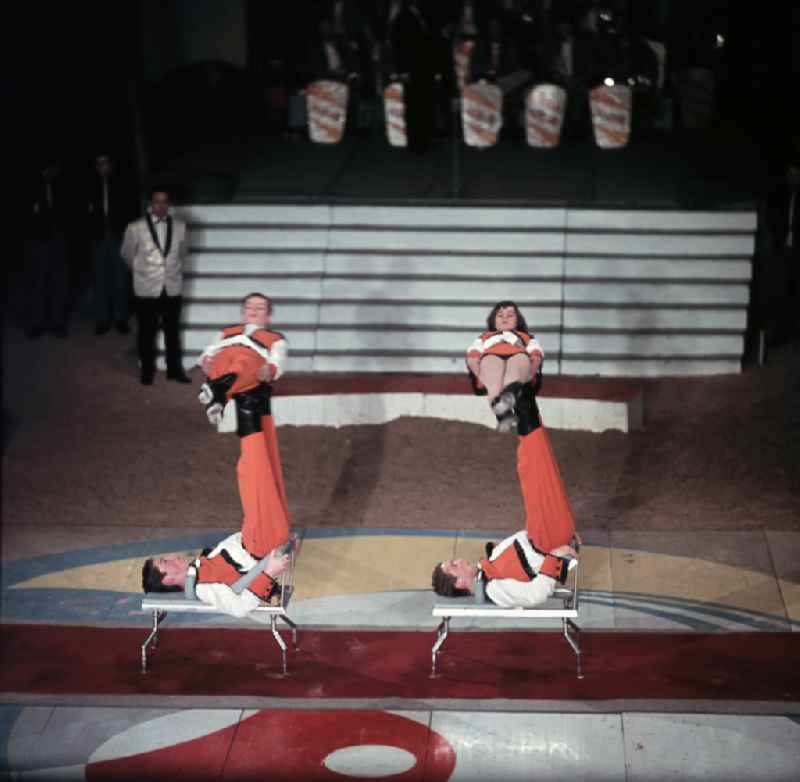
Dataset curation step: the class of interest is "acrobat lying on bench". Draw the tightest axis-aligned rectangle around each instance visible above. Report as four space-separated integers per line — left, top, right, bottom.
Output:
431 535 581 677
141 531 299 675
431 372 583 677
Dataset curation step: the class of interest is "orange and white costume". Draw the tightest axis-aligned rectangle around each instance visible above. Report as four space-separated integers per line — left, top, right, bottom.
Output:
517 425 576 553
478 529 571 608
200 323 290 559
200 323 288 396
473 427 576 609
194 527 278 617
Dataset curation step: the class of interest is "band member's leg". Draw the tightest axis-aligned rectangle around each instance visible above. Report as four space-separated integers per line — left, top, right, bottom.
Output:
517 427 576 553
162 293 184 376
135 296 159 380
112 241 130 325
49 235 69 331
238 431 290 557
93 239 111 326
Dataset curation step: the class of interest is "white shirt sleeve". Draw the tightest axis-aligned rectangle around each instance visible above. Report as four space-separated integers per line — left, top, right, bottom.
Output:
120 223 137 266
526 335 544 357
269 337 288 379
195 582 262 618
483 531 556 608
486 571 556 608
466 335 484 356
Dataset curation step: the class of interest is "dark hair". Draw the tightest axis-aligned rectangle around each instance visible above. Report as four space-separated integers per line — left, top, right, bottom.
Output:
486 301 529 333
148 184 170 201
241 292 272 313
142 558 182 594
431 563 471 598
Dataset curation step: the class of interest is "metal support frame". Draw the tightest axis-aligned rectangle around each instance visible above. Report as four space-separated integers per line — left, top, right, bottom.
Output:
141 610 166 674
431 617 451 677
269 614 299 676
139 608 299 676
430 612 581 678
430 612 582 678
562 617 582 678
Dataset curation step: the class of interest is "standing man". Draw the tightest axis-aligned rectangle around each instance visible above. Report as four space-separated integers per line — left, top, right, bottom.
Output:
763 161 800 344
121 186 191 385
89 154 133 336
25 157 70 339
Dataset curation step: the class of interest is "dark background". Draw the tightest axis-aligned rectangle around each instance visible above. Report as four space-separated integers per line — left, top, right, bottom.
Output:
4 0 799 197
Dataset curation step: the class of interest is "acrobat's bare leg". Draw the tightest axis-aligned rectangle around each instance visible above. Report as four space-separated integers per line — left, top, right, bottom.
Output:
478 355 506 403
503 353 533 386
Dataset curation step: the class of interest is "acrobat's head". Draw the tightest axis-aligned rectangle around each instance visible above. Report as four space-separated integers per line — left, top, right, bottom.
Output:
431 558 478 598
486 301 529 334
142 554 190 593
241 292 272 329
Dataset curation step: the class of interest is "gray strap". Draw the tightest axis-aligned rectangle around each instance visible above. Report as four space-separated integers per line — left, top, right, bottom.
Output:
230 538 295 596
474 569 487 604
184 564 198 600
230 553 273 595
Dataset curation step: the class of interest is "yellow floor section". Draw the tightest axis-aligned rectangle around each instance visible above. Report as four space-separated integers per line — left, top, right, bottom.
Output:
610 548 787 615
11 535 794 629
292 535 456 602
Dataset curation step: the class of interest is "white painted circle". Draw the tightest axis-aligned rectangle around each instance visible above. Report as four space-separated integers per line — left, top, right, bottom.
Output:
322 744 417 777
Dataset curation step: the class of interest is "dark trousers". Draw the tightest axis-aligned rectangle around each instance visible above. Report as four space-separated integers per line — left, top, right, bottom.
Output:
135 291 184 376
25 236 69 331
93 237 130 324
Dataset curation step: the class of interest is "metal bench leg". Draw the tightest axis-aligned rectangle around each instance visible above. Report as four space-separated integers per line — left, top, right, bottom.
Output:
141 610 165 674
431 617 450 678
562 617 583 679
270 615 289 675
279 614 299 650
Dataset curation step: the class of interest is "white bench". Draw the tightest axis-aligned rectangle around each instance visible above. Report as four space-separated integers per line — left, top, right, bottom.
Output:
140 587 299 676
431 561 582 678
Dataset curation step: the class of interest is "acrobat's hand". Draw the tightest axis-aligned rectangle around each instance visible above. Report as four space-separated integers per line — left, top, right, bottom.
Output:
256 362 273 383
201 355 214 375
266 554 291 579
549 544 578 560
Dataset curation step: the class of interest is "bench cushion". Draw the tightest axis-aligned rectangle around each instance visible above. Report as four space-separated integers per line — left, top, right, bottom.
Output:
142 587 292 614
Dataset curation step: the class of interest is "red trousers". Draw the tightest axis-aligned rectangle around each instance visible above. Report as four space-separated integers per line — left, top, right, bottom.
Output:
238 414 290 557
517 427 576 552
209 345 265 398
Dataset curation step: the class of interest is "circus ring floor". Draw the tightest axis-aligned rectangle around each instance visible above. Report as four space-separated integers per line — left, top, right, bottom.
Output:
2 527 799 781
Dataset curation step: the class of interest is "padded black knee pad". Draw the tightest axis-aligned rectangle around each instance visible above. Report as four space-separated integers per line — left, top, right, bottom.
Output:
514 381 542 436
209 372 237 406
235 383 273 437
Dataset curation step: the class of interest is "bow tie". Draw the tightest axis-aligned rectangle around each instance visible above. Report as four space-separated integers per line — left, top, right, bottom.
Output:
153 217 167 224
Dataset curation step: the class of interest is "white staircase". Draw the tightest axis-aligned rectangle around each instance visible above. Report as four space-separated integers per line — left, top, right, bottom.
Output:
174 204 756 377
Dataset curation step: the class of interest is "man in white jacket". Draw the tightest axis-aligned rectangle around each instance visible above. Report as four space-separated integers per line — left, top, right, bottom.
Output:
121 186 190 385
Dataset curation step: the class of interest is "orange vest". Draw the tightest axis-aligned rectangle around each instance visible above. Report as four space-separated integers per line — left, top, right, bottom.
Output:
221 324 285 350
480 537 566 584
468 329 536 358
197 552 274 601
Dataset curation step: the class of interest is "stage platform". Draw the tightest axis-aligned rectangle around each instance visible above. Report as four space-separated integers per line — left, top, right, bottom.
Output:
2 525 799 780
174 202 756 380
155 128 764 211
272 373 643 432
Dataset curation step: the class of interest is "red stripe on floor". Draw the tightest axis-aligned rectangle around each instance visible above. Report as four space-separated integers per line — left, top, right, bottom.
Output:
274 373 641 402
2 626 798 700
